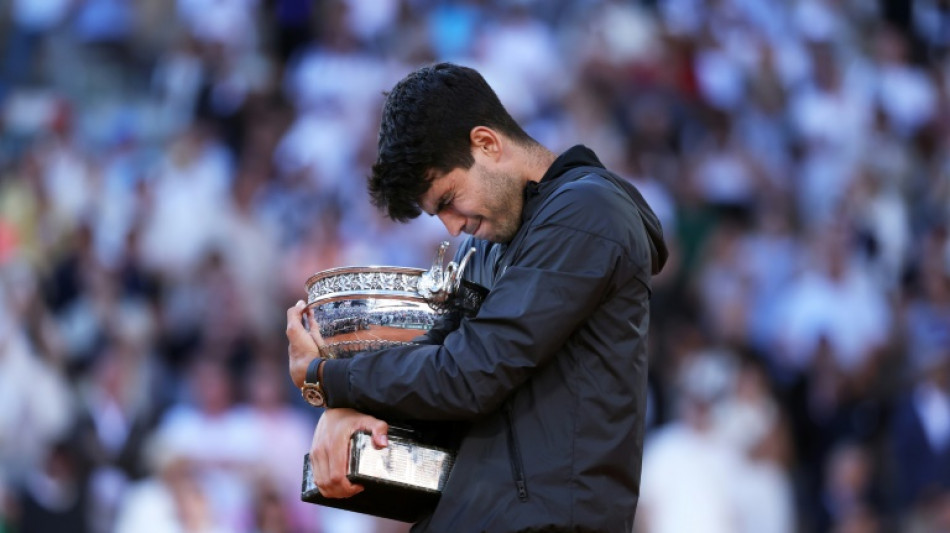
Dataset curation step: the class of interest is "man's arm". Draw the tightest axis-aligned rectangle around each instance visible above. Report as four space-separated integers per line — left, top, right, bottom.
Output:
321 195 643 419
286 304 390 499
286 236 494 386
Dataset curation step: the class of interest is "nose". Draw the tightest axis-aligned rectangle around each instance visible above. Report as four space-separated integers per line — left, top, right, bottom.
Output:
438 211 465 237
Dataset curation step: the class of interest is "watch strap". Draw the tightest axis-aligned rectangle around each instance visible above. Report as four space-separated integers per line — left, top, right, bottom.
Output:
305 356 322 385
301 357 326 408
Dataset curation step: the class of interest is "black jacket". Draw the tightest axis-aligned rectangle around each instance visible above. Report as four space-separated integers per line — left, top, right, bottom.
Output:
322 146 668 532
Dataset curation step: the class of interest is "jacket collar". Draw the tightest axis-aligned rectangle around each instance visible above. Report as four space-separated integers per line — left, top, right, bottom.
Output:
521 145 605 224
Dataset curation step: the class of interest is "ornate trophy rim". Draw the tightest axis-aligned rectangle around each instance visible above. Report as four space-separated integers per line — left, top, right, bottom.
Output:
304 265 426 287
305 266 428 306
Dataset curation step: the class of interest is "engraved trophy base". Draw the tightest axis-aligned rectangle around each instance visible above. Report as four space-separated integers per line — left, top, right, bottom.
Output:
301 426 457 523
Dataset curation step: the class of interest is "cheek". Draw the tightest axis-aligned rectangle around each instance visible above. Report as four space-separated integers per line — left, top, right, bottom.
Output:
451 197 480 218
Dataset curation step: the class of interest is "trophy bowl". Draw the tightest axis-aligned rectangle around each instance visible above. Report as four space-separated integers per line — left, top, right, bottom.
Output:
305 266 440 356
304 243 485 358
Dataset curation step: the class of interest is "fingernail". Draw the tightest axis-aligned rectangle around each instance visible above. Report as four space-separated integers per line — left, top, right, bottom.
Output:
296 300 305 308
379 434 388 447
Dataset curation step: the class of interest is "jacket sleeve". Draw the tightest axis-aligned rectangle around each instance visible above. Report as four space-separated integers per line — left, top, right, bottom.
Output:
321 190 637 420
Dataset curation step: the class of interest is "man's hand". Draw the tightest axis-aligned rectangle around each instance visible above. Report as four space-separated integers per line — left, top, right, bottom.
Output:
310 408 389 498
287 300 324 388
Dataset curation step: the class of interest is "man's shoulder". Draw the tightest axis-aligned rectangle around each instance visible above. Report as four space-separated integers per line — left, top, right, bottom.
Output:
536 170 644 236
545 167 637 207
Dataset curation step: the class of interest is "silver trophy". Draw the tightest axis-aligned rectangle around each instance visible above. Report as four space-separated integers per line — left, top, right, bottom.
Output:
304 241 480 356
301 242 484 522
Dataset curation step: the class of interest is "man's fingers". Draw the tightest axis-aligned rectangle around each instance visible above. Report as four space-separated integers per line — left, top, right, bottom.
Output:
319 481 364 499
286 300 308 338
314 444 361 498
316 438 364 498
310 409 375 499
286 302 325 354
287 300 320 387
324 448 364 498
310 446 325 493
287 299 305 321
312 425 339 497
308 409 391 498
286 302 309 347
368 420 389 449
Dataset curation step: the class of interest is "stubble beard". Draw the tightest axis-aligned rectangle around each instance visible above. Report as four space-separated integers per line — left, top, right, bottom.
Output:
480 166 524 243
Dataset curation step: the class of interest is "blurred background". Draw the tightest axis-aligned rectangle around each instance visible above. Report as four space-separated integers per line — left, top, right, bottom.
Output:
0 0 948 532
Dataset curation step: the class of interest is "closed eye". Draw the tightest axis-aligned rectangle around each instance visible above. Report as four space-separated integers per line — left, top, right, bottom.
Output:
436 192 453 214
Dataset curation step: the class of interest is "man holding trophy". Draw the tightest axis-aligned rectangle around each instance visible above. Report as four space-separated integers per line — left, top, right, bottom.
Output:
286 63 668 532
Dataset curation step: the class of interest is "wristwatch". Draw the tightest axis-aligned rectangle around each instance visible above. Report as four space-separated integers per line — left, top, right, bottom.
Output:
301 356 327 408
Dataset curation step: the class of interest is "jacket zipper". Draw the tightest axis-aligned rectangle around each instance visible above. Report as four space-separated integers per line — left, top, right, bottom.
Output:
504 404 529 502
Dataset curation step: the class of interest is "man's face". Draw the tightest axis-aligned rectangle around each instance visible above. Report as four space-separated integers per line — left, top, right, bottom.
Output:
419 160 524 243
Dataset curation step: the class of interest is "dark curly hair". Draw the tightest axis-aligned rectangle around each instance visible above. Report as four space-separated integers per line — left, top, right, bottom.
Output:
369 63 533 222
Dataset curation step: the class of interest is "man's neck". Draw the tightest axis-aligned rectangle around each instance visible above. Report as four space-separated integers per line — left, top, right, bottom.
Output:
521 145 557 185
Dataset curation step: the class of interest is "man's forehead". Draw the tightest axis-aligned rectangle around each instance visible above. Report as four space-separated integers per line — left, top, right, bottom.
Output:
423 166 452 182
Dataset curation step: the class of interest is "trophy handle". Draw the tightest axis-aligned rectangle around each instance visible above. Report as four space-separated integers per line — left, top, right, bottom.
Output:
446 246 477 293
418 241 477 305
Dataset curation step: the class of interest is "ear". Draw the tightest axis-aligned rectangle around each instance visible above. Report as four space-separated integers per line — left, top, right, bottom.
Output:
469 126 502 162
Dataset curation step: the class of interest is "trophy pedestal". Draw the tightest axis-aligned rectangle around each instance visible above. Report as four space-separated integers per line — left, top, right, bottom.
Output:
301 427 456 523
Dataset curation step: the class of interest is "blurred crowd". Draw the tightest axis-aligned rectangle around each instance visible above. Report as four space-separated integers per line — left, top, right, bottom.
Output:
0 0 949 532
